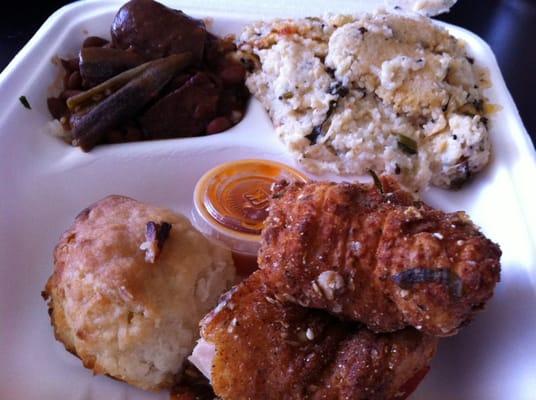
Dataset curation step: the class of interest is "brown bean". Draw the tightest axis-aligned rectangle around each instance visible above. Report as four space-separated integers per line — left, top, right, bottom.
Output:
230 110 243 124
82 36 110 48
67 71 82 90
220 63 245 86
193 102 217 120
47 97 68 120
60 58 80 72
206 116 232 134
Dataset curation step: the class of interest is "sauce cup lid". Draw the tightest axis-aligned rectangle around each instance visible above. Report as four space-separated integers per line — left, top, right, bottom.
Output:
192 159 308 255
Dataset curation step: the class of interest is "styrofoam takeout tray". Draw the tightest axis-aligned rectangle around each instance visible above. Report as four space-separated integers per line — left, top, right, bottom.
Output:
1 0 535 399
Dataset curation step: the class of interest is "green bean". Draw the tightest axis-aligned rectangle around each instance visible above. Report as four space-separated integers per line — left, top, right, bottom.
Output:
71 52 192 151
66 60 154 111
397 134 418 155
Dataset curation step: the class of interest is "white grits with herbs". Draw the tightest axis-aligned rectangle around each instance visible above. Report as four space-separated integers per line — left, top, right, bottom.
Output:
237 11 491 190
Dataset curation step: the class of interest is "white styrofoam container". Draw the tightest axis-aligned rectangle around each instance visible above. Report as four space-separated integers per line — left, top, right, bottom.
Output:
1 1 535 399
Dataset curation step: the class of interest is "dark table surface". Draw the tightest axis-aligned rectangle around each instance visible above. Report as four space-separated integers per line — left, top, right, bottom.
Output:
1 0 535 147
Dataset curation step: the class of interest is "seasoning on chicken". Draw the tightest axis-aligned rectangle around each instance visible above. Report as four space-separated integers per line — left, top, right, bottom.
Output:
198 270 437 400
258 177 501 336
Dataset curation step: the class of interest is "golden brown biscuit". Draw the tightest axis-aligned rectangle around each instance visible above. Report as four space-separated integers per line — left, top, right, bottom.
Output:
43 195 235 390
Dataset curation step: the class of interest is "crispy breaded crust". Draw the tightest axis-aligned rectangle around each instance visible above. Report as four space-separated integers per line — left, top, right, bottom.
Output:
258 177 501 336
201 270 437 400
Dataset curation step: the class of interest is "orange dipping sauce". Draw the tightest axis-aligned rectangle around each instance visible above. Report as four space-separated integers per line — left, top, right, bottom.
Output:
192 159 307 276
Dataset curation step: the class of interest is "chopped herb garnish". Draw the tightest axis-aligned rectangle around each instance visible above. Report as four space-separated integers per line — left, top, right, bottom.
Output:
359 27 368 34
305 126 322 145
307 99 338 144
329 81 349 97
473 99 484 112
466 56 475 65
458 103 478 116
19 96 31 109
368 169 384 194
392 267 463 298
397 134 418 155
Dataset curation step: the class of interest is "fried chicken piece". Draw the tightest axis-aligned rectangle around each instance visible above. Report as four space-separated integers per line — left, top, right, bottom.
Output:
199 270 437 400
259 177 501 336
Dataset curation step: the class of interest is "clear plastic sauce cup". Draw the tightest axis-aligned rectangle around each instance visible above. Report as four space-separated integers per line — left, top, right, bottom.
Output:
192 159 308 276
